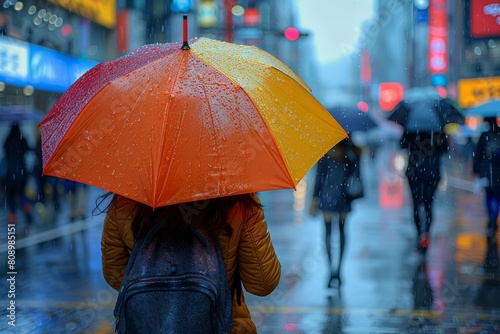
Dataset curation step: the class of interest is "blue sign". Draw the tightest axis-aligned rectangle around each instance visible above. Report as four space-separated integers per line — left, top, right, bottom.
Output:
416 9 428 24
431 74 447 87
0 36 98 93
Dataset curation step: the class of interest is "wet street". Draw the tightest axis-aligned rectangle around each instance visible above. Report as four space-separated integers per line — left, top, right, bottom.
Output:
1 142 500 333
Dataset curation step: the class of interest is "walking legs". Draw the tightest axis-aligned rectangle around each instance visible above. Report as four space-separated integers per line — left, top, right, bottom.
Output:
409 179 439 252
323 212 333 274
335 213 347 286
323 212 346 287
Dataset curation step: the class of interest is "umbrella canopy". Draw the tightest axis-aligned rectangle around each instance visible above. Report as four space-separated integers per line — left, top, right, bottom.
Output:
40 34 347 208
388 100 443 131
0 105 45 122
327 106 377 133
403 86 441 102
466 100 500 118
388 90 464 132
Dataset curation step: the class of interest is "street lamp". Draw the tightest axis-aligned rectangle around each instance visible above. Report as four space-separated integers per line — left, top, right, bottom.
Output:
414 0 429 10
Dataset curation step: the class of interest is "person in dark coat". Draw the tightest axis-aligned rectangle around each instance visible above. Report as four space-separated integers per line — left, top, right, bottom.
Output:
3 123 32 224
472 117 500 270
309 138 363 288
400 131 448 254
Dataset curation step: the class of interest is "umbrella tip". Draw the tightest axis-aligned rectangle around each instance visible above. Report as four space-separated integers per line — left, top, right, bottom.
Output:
181 14 190 50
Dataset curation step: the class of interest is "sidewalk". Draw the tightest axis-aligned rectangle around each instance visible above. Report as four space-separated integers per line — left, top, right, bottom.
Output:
0 143 499 333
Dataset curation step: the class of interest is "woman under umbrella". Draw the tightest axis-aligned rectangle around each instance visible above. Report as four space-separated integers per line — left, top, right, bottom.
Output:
309 138 363 288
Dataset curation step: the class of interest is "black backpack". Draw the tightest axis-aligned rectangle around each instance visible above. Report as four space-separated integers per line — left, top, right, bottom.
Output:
113 220 233 334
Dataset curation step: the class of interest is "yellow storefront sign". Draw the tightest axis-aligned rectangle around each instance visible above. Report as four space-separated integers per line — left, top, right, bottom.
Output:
198 0 218 28
49 0 116 28
458 76 500 108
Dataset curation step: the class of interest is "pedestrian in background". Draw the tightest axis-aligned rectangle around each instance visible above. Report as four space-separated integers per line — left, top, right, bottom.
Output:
400 131 448 254
309 138 363 288
100 193 281 333
472 117 500 270
34 131 61 211
63 180 88 221
3 123 33 224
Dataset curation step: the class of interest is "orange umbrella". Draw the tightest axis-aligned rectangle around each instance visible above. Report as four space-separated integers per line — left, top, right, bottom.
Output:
41 17 347 208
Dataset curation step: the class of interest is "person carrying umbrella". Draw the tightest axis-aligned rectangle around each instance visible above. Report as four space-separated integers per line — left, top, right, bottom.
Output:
400 130 448 253
100 192 281 333
472 117 500 270
389 89 462 254
40 16 348 331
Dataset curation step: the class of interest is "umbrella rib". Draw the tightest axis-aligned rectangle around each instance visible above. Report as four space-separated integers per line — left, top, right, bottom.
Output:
200 84 223 189
155 53 188 205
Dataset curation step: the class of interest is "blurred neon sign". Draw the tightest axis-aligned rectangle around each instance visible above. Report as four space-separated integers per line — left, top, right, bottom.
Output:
379 82 404 111
470 0 500 38
48 0 116 28
0 36 98 93
428 0 448 74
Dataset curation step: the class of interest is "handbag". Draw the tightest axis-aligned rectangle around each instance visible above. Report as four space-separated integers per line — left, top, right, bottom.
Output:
345 173 363 200
344 143 364 201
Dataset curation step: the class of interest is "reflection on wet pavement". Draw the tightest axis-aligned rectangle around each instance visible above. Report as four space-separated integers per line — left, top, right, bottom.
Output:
0 144 499 333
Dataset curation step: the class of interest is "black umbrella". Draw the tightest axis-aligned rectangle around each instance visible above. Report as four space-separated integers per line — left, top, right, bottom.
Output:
0 105 45 122
388 87 464 131
328 106 377 133
388 100 443 131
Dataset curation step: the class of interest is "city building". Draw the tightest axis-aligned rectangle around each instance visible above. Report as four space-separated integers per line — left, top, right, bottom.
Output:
363 0 500 112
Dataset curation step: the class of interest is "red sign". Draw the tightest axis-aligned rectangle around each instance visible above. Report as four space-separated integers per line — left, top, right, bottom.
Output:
428 0 448 74
379 82 404 112
243 8 260 26
470 0 500 38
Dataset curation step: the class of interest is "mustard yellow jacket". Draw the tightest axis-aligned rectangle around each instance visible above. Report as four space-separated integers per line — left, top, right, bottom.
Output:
101 195 281 333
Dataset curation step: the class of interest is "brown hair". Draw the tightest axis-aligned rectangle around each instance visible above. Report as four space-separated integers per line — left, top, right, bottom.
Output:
96 193 263 240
